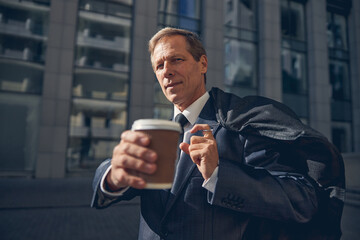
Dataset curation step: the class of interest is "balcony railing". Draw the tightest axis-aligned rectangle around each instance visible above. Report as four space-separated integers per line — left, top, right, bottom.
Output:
76 32 130 52
0 18 48 38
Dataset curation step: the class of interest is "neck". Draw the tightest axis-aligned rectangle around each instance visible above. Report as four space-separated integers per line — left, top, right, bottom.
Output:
175 89 207 112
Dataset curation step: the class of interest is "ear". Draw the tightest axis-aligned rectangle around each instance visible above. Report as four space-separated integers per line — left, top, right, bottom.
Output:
199 55 208 74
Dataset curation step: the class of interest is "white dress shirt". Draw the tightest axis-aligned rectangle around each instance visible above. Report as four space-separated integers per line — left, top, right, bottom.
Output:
173 92 218 193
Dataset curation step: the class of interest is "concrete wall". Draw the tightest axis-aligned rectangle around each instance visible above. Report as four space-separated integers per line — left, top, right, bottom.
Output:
128 0 159 124
306 0 332 139
258 0 282 101
202 0 225 90
349 0 360 152
36 0 78 178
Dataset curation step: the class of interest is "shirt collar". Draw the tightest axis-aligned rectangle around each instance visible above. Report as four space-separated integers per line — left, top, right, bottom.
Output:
173 91 210 125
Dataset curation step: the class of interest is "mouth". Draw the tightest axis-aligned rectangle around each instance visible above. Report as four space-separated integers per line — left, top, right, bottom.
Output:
165 81 182 89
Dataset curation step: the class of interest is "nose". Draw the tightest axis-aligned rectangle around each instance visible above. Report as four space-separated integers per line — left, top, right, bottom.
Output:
163 61 174 78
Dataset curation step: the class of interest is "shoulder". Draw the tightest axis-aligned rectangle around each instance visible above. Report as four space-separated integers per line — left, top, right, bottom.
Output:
208 87 321 141
209 87 299 120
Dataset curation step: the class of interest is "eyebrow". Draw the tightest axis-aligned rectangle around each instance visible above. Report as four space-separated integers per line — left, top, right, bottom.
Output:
166 53 187 61
156 53 185 64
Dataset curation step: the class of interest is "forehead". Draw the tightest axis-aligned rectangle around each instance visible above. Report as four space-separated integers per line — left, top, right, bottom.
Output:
152 35 190 60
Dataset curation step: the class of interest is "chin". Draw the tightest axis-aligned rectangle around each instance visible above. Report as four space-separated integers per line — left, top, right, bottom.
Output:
165 91 178 102
167 95 181 105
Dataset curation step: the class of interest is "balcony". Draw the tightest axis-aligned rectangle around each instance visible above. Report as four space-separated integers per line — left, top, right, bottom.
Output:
0 17 48 40
77 31 130 53
76 56 129 73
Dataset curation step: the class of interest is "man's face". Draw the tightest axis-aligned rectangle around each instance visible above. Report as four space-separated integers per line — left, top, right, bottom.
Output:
152 35 207 111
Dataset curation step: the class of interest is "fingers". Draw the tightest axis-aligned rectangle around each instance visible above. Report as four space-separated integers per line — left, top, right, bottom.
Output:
190 124 213 139
107 168 146 190
108 130 158 190
121 130 151 147
180 141 209 164
179 123 214 156
187 141 214 162
186 138 219 180
114 141 157 164
112 152 157 174
179 142 190 155
116 130 157 163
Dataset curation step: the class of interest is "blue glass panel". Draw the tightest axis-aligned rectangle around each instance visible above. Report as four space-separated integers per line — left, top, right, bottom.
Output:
331 100 352 122
282 49 307 95
329 60 351 101
158 0 201 33
283 93 308 118
224 39 257 89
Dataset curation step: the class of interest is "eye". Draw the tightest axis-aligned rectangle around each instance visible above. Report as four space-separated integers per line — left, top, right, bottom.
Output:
156 63 164 70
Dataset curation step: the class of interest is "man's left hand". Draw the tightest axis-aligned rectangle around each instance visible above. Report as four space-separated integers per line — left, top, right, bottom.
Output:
180 124 219 180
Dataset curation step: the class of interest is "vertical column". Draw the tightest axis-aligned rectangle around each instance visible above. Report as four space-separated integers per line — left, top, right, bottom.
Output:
128 0 158 124
349 0 360 152
306 0 331 138
202 0 224 90
36 0 78 178
258 0 282 101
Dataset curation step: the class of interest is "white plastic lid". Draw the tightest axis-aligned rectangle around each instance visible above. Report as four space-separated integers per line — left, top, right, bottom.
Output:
131 119 181 132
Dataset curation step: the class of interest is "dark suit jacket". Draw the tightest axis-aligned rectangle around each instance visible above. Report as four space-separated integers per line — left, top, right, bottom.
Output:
91 88 344 240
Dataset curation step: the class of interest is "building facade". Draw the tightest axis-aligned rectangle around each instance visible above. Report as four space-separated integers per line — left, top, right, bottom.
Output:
0 0 359 178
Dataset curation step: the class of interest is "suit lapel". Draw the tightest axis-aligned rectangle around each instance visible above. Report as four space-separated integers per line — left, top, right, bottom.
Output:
161 98 220 220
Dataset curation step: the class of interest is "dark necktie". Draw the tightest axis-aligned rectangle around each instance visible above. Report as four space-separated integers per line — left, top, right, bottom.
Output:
171 113 189 194
175 113 189 143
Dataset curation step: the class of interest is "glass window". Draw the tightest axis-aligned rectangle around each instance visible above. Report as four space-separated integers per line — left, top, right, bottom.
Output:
234 0 256 30
327 9 352 151
67 98 127 170
281 0 305 41
223 0 258 97
0 3 49 62
224 0 257 39
0 0 49 173
0 93 40 172
327 11 352 121
224 40 257 92
72 69 128 101
153 81 173 119
68 0 133 171
281 48 307 95
0 1 49 94
328 59 352 122
75 1 132 72
21 0 51 6
281 0 307 119
227 0 233 13
158 0 202 33
79 0 132 18
326 12 333 47
327 12 351 103
327 13 348 50
0 59 43 94
332 127 346 152
332 122 352 153
329 60 350 101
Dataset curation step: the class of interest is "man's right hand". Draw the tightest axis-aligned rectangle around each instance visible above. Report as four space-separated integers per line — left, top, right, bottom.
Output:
105 130 158 191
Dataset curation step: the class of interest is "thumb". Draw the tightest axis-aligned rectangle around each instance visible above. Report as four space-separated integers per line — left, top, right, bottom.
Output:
179 142 190 155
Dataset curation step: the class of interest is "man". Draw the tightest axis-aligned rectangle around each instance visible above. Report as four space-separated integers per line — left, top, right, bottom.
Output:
92 27 345 239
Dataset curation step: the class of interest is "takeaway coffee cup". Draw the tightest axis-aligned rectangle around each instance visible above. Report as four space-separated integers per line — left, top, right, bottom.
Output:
131 119 182 189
